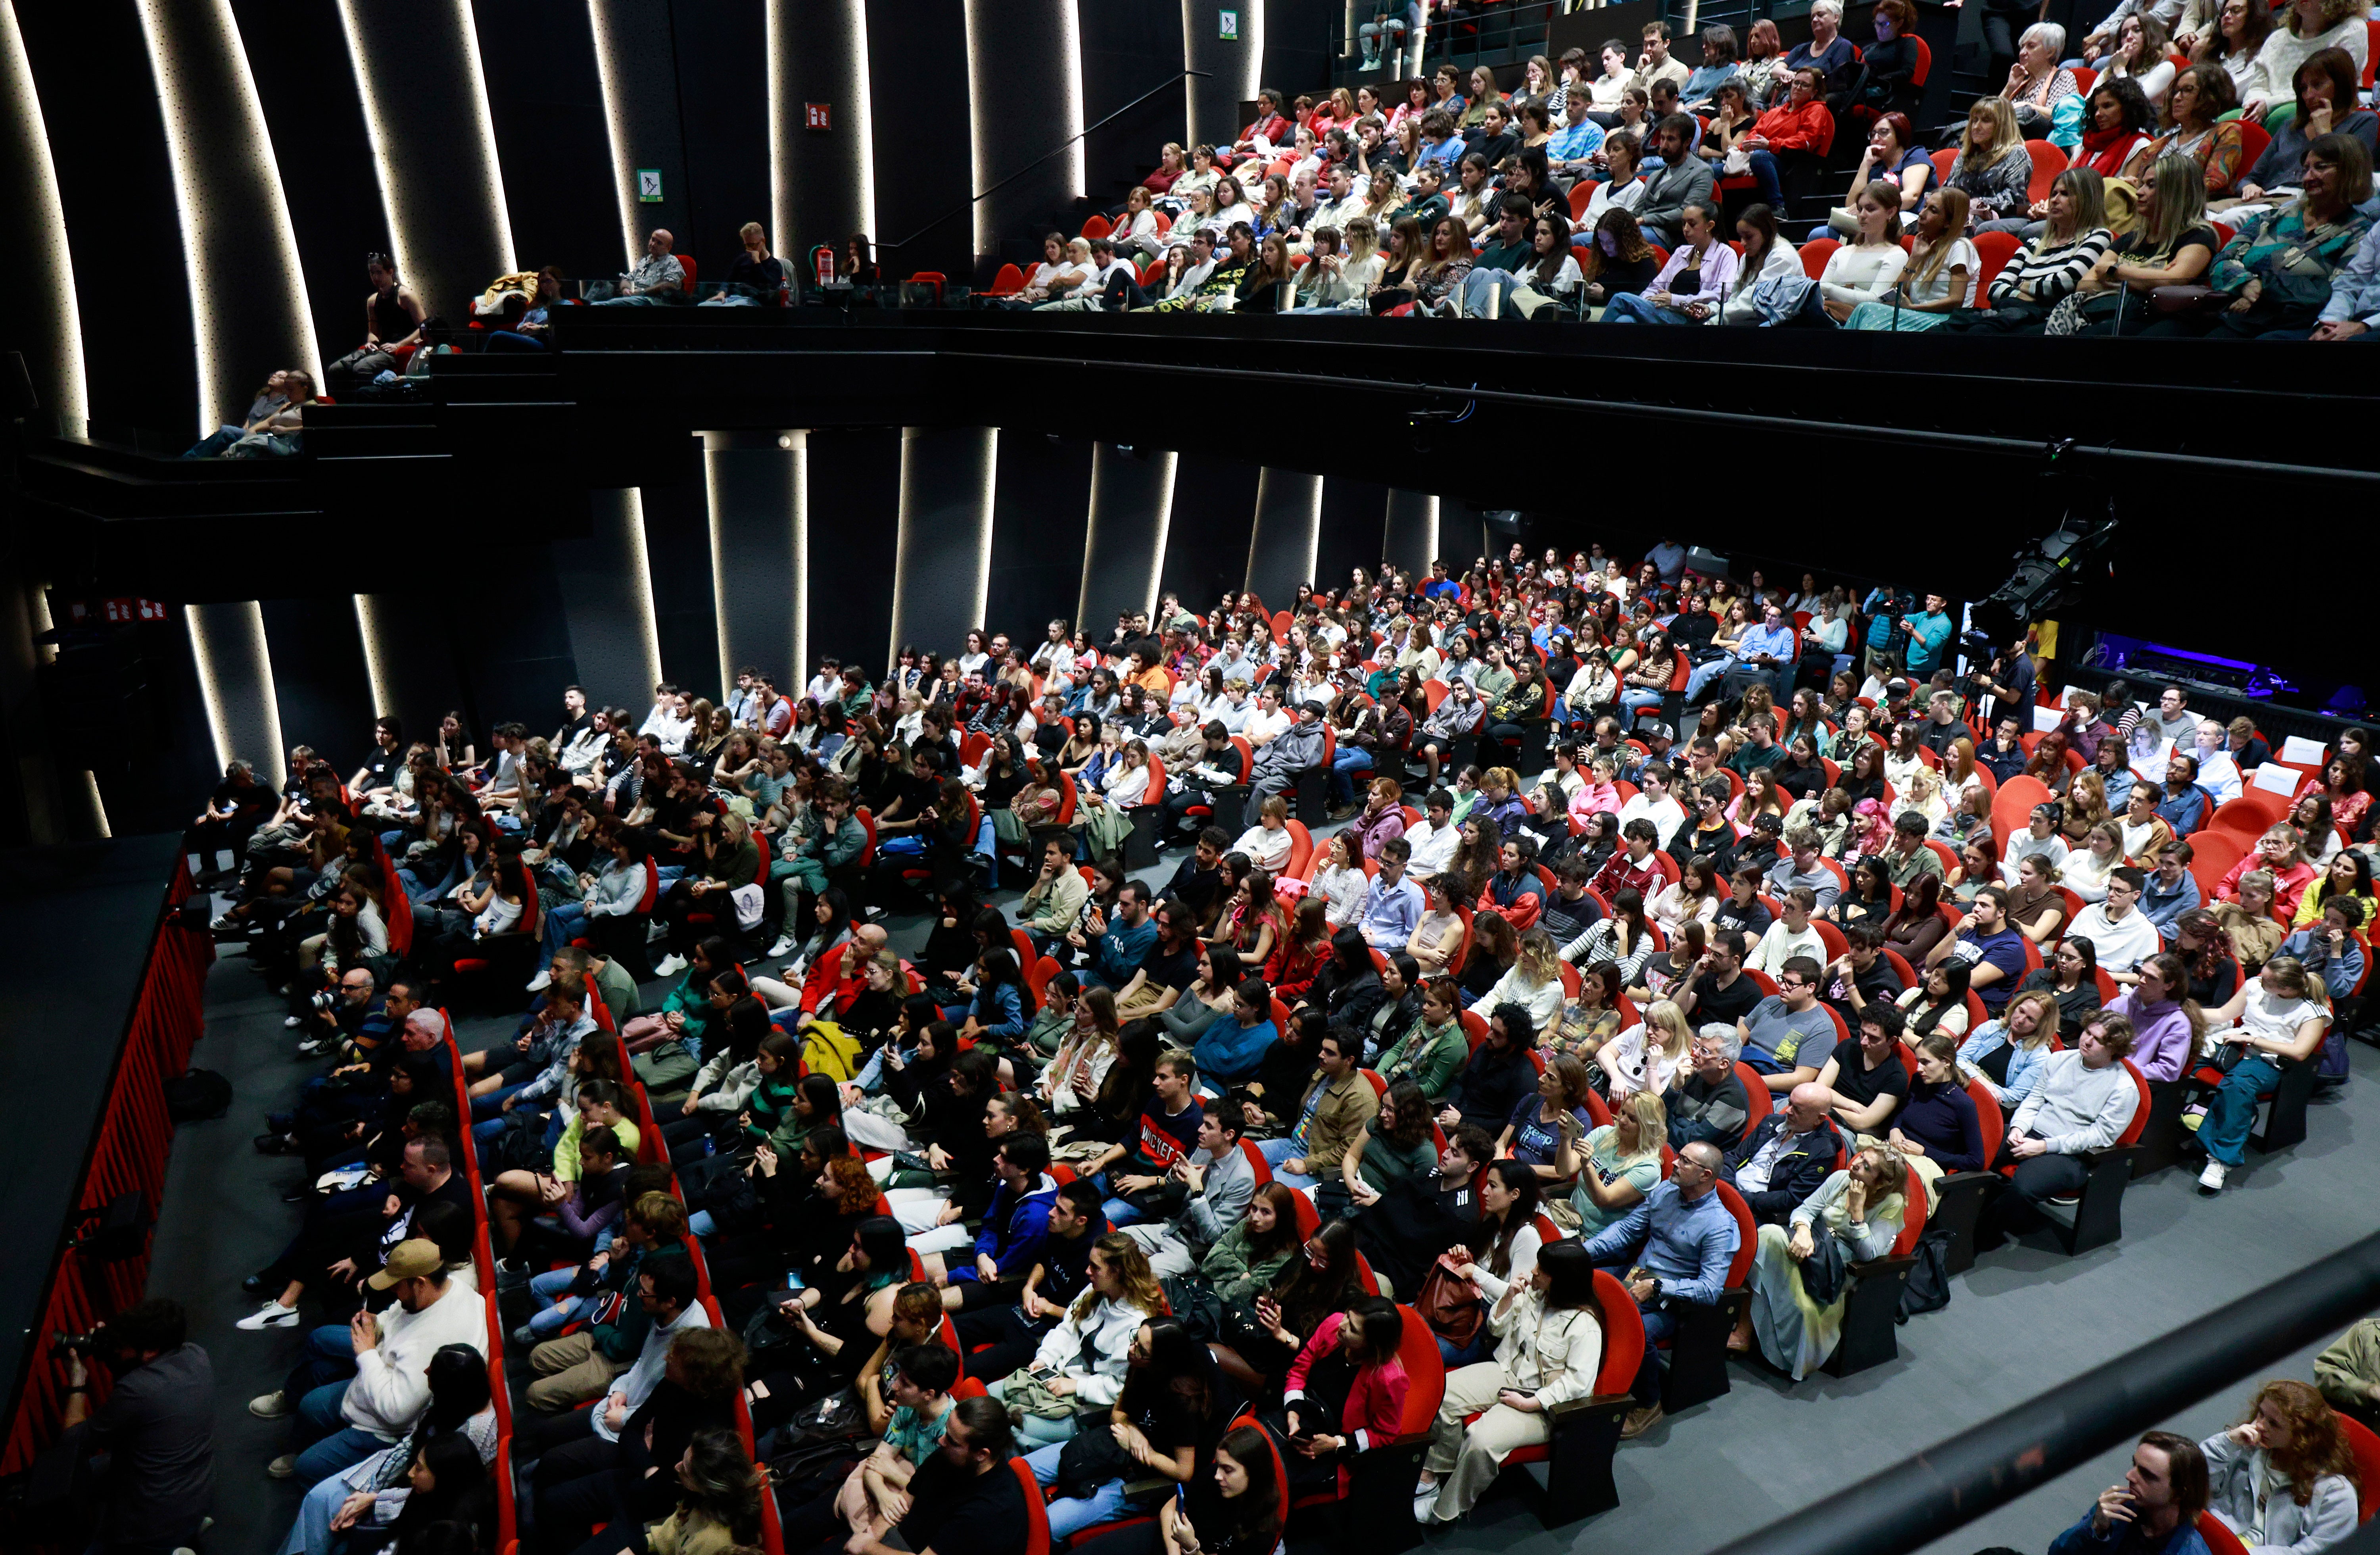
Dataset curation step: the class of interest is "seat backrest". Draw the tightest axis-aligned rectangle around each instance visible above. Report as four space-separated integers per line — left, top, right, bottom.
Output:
1889 1156 1927 1255
1013 1456 1053 1555
2115 1060 2151 1147
1714 1181 1759 1286
1799 237 1840 280
1238 1134 1274 1184
1964 1076 2003 1151
2023 140 2065 204
1390 1304 1447 1439
1731 1063 1772 1146
1460 1007 1490 1051
2199 1511 2251 1555
1589 1269 1648 1394
2337 1415 2380 1523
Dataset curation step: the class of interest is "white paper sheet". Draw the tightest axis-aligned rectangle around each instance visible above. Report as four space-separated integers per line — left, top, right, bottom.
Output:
2251 761 2301 798
2281 735 2328 766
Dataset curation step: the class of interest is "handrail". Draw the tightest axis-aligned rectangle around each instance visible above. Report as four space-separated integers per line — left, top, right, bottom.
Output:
881 69 1211 254
1702 1232 2380 1555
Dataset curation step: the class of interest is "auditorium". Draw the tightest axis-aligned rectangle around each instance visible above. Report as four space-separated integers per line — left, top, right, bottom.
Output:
4 4 2380 1555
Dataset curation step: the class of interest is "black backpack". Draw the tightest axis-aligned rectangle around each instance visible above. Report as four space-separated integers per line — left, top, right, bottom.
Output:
1897 1227 1955 1322
164 1069 233 1121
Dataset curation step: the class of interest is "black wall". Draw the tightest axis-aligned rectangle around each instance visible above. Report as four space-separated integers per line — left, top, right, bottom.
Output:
868 0 972 279
1163 452 1263 618
987 434 1093 649
806 428 901 676
478 0 621 280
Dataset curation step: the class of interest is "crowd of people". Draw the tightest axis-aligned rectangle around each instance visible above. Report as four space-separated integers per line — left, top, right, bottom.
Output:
155 535 2380 1555
993 10 2380 335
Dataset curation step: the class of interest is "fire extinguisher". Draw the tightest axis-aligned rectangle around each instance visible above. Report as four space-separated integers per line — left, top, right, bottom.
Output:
814 247 837 289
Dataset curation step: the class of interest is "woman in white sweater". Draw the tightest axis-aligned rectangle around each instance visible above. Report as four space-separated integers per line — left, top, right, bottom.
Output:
1717 203 1803 325
2199 1379 2362 1555
992 1233 1166 1446
1414 1242 1605 1525
1818 183 1912 321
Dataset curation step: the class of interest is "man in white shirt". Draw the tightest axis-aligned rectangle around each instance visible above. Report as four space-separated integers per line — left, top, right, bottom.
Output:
1242 686 1292 747
1403 788 1463 875
805 660 844 706
2189 720 2243 805
2067 867 2162 974
252 1238 485 1480
1617 763 1687 840
1747 888 1827 977
1309 163 1366 237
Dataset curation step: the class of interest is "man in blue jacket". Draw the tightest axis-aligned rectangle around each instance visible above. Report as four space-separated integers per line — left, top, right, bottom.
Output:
2048 1431 2212 1555
1583 1141 1740 1438
1722 1084 1844 1224
942 1134 1062 1317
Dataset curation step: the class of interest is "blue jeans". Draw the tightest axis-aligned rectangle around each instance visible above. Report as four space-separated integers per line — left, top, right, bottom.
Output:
543 900 586 958
281 1466 362 1555
1620 688 1666 714
1683 657 1733 703
2201 1054 2282 1167
1025 1440 1132 1538
1460 266 1523 317
182 425 244 459
1630 1307 1678 1405
1743 149 1787 209
527 1267 597 1337
591 292 669 306
1257 1136 1320 1192
1606 293 1701 326
1330 746 1375 806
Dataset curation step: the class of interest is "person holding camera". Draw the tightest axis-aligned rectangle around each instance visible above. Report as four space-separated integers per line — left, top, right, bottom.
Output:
1969 632 2039 729
60 1299 215 1555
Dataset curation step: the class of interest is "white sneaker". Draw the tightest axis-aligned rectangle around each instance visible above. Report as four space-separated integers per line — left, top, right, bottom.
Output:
2198 1160 2229 1194
653 953 687 977
283 1015 305 1029
235 1300 300 1331
525 970 552 994
1414 1485 1444 1524
210 912 238 931
248 1389 293 1418
767 935 796 958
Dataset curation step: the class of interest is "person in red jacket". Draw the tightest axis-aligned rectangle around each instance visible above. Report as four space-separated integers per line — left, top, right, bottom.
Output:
1278 1297 1412 1493
1739 67 1835 212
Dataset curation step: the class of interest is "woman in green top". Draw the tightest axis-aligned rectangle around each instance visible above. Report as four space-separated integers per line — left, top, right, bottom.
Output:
624 934 733 1078
1345 1079 1441 1210
1559 1088 1667 1238
1200 1180 1304 1306
1376 978 1470 1100
766 1072 846 1159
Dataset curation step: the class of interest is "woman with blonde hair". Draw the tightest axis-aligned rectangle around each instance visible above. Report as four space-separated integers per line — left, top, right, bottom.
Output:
1596 997 1692 1100
1958 986 2061 1111
1947 95 2037 224
1557 1089 1667 1240
1482 928 1568 1033
2062 769 2115 844
2061 153 2220 335
2063 821 2127 902
993 1233 1166 1444
1735 1144 1912 1377
2213 869 2288 971
1040 984 1121 1115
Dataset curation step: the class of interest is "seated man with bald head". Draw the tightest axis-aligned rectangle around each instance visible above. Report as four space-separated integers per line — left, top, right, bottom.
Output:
1721 1083 1844 1224
593 228 684 305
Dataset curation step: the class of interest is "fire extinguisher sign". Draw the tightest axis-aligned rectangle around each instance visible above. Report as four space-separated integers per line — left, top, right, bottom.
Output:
805 102 831 131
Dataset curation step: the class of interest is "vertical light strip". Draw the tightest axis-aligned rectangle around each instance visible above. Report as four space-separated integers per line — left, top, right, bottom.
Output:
1142 450 1178 619
764 1 785 258
1300 472 1322 590
1241 0 1265 104
620 488 666 694
79 772 110 839
353 595 393 714
451 0 516 271
333 0 403 280
1058 0 1085 197
186 601 284 771
975 429 998 631
336 0 515 292
136 0 322 433
959 0 990 254
0 1 85 431
705 445 734 698
783 435 809 690
586 0 642 267
1424 495 1441 569
844 0 876 237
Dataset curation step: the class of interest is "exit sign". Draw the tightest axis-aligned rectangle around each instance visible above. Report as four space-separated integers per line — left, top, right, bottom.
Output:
805 102 831 131
1219 8 1238 38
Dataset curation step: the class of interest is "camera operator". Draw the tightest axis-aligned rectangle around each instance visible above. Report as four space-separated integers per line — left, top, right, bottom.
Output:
1968 630 2038 729
61 1298 215 1555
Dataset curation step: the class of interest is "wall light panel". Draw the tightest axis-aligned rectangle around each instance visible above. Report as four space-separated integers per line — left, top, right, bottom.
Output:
136 0 321 433
2 0 86 431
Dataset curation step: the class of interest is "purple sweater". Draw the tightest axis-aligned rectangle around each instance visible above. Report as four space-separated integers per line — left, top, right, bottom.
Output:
2106 991 2192 1084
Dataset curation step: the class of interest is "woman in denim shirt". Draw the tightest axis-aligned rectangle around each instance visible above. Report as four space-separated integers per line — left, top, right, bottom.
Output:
1957 987 2061 1109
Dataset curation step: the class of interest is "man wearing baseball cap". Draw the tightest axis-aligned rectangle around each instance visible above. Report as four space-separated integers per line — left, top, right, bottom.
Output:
248 1237 484 1482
